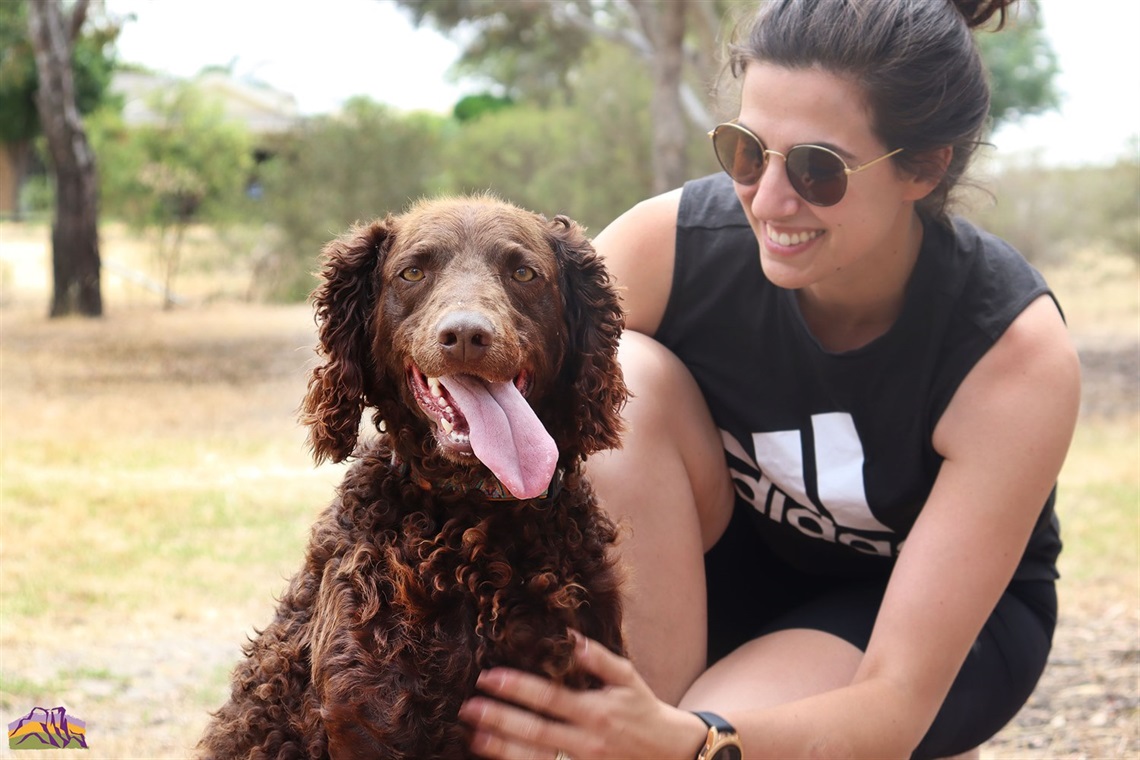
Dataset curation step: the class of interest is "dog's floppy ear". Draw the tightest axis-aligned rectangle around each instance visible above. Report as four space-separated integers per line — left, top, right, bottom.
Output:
549 215 628 456
300 218 392 463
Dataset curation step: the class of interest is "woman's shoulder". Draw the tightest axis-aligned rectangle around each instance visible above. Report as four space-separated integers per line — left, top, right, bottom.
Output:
676 172 750 231
936 215 1056 338
594 176 756 334
593 188 684 335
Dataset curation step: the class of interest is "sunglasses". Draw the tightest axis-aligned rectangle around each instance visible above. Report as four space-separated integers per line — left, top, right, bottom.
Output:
708 121 903 207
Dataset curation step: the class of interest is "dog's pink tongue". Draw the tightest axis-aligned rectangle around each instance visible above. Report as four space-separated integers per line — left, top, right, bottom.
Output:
437 375 558 499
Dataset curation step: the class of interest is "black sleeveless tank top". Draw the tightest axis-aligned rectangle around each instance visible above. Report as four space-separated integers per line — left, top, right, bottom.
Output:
657 173 1061 581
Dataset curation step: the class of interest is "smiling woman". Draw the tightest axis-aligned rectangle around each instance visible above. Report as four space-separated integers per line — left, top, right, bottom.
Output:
456 1 1082 759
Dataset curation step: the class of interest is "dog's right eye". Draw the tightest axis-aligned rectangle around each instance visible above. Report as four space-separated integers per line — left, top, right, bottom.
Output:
511 266 537 283
400 267 425 282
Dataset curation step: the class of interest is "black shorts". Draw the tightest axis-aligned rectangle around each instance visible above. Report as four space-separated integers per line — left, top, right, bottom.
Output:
705 501 1057 759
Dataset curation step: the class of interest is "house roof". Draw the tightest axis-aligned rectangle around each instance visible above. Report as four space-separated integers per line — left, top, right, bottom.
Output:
111 70 300 134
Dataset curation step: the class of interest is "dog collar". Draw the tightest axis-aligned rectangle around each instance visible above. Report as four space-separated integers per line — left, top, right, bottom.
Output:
393 457 564 503
466 469 563 501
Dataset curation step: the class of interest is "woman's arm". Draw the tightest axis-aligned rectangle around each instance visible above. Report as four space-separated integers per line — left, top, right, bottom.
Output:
847 294 1080 750
591 188 682 336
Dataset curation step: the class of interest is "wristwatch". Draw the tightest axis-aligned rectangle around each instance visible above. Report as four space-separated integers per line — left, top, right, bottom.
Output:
692 711 743 760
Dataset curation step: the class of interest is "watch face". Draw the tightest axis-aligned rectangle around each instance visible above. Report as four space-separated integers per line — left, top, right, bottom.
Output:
712 747 743 760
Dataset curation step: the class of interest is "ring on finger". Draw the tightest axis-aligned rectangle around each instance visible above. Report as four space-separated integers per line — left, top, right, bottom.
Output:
555 750 573 760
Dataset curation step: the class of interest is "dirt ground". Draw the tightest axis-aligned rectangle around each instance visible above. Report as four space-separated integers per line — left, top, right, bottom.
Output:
1 224 1137 758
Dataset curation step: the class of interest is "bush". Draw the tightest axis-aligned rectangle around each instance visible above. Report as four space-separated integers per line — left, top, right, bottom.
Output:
965 151 1140 265
90 86 254 307
444 43 658 235
253 99 448 301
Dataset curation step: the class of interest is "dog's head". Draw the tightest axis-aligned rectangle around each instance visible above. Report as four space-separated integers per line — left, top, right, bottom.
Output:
300 195 627 497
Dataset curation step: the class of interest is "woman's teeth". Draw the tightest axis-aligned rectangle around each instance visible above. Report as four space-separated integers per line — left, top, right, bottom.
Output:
768 225 823 246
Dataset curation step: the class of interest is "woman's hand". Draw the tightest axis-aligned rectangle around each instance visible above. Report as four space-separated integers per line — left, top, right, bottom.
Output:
459 630 707 760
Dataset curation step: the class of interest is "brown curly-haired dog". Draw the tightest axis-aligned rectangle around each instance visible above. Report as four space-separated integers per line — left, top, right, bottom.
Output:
198 196 628 759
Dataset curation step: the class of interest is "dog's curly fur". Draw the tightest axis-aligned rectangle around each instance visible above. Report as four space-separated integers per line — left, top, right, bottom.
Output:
198 196 628 759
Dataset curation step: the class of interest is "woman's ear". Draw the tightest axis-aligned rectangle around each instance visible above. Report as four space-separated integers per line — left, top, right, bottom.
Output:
904 146 954 201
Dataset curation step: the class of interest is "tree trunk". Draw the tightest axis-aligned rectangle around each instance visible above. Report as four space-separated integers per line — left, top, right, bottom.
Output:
632 0 688 194
1 141 33 220
27 0 102 318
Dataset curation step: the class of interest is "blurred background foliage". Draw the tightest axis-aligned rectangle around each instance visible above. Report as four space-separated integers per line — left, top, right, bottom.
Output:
1 0 1136 303
92 82 254 306
253 98 447 299
969 147 1140 267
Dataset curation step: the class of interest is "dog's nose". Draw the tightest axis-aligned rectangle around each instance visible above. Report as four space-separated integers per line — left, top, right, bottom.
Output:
436 311 495 361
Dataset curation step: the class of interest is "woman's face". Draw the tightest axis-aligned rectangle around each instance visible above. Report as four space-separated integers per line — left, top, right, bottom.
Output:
733 63 936 303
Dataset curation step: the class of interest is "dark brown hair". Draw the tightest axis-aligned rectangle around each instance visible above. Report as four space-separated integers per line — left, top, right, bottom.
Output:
729 0 1020 219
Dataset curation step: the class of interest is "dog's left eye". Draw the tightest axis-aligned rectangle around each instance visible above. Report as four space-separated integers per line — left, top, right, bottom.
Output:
400 267 425 282
512 266 536 282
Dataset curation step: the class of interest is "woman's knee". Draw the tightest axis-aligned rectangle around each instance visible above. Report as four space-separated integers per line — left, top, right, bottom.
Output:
614 331 703 431
600 331 734 545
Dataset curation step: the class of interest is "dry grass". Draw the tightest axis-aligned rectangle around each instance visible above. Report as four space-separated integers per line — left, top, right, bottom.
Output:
0 222 1136 758
0 301 343 757
1042 247 1140 347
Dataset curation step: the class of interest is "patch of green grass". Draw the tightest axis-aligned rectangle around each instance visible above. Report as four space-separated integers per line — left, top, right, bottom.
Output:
55 666 132 700
1057 480 1139 584
193 661 240 708
1054 417 1139 588
0 672 64 708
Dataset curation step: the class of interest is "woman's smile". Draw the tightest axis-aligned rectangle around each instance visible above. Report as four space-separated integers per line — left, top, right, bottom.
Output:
764 223 825 251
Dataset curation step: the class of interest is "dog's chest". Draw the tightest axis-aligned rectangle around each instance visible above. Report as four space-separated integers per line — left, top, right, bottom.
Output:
368 498 590 680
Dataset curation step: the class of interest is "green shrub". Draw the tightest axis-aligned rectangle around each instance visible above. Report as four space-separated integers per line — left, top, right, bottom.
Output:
966 151 1140 265
253 99 448 301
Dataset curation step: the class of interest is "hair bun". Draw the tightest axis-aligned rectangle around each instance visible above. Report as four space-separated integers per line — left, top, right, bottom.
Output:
951 0 1019 29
